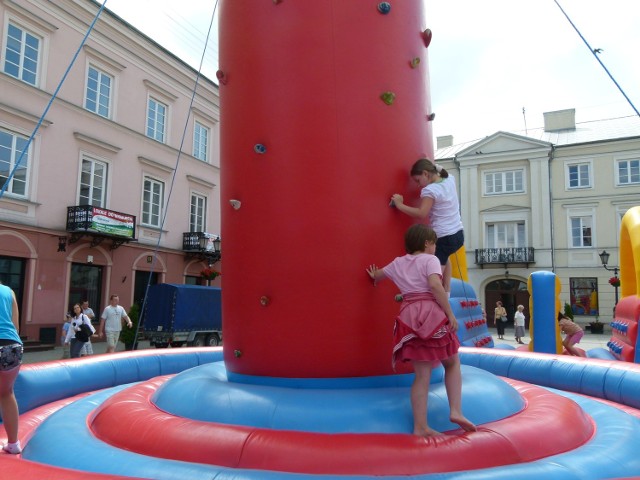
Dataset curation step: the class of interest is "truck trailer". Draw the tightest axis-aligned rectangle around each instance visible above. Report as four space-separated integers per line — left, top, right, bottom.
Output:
143 284 222 348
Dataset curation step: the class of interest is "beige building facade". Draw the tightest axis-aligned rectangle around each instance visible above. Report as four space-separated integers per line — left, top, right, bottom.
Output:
437 109 640 329
0 0 221 342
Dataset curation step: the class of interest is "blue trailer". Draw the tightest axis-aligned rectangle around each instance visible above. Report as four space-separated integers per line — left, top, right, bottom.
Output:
143 284 222 348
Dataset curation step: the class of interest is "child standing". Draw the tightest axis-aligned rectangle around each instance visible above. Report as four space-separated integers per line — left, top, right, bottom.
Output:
558 313 585 357
366 224 476 437
390 159 464 296
61 312 71 359
514 305 526 344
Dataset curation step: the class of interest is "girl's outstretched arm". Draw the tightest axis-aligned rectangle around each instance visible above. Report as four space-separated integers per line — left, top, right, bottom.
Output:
365 264 387 286
390 195 434 220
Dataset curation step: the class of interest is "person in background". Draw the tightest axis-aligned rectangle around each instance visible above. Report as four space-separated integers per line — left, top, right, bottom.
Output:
80 300 95 357
0 282 23 454
494 300 507 340
65 304 95 358
99 295 132 353
61 312 71 359
514 305 526 345
558 312 585 357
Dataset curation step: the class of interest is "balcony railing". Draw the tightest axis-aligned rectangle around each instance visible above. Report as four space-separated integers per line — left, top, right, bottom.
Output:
475 247 535 267
183 232 221 264
65 205 136 249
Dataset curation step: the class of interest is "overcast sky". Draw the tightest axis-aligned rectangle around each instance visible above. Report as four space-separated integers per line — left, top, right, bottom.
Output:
98 0 640 145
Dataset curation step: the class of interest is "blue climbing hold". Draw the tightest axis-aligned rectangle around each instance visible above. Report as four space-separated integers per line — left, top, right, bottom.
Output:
254 144 267 154
378 2 391 14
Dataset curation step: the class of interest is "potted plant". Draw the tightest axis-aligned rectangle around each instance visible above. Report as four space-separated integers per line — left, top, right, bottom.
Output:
121 303 140 350
563 303 574 320
200 267 220 285
609 276 620 288
589 316 604 334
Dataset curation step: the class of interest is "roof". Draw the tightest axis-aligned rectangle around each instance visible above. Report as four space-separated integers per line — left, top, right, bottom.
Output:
436 115 640 159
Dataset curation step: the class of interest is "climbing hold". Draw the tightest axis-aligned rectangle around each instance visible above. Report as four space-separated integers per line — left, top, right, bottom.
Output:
215 70 227 85
254 143 267 154
260 296 271 306
426 113 436 121
422 28 432 48
409 57 420 69
380 92 396 105
234 350 242 358
377 2 391 14
394 294 403 302
229 199 242 210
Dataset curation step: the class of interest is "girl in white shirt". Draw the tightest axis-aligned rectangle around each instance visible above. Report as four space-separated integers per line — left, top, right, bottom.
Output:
391 159 464 295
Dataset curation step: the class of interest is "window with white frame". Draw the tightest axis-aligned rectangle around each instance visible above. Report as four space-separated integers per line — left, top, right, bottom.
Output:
79 158 107 207
193 121 209 162
85 65 112 118
617 158 640 186
190 193 207 232
566 162 591 189
486 222 525 248
0 128 30 197
3 22 40 86
142 177 164 227
146 97 167 142
484 170 524 195
569 215 592 247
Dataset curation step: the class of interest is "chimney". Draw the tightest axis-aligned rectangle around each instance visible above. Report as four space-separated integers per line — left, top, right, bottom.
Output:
543 108 576 132
436 135 454 149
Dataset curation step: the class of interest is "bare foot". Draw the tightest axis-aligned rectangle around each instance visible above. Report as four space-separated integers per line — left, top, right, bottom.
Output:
414 426 441 437
450 414 477 432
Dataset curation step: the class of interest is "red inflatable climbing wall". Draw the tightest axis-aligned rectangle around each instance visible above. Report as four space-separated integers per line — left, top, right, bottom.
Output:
219 0 434 377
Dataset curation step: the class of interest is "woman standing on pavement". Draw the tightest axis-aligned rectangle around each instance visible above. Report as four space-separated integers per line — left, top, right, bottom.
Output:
494 301 507 340
0 281 23 454
64 304 95 358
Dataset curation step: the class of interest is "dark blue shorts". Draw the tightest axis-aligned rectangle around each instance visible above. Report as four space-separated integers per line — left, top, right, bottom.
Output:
435 229 464 265
0 343 23 371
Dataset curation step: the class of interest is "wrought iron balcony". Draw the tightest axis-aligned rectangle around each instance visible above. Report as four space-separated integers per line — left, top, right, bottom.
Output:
183 232 221 264
475 247 535 267
63 205 136 250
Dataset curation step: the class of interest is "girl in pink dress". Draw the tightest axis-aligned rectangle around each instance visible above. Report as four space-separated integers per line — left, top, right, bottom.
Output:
366 224 476 437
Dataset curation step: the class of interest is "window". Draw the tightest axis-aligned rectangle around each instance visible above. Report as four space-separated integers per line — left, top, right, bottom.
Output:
79 158 107 207
617 159 640 186
85 65 112 118
567 163 591 189
0 129 30 197
486 222 525 248
193 121 209 162
484 170 524 195
190 193 207 232
570 216 592 247
3 23 40 86
569 277 598 316
142 177 164 227
146 98 166 142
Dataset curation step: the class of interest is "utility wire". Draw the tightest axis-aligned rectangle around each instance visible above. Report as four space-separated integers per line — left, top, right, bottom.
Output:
132 0 220 349
554 0 640 118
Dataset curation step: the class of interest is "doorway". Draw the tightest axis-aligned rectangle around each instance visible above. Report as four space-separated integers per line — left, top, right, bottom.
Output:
69 263 103 315
0 256 25 331
485 278 530 328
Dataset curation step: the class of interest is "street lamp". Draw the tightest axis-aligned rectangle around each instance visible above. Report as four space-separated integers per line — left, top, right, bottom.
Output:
598 250 619 307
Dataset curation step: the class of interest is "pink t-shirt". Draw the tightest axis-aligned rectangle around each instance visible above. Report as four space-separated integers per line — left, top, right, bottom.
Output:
382 254 442 294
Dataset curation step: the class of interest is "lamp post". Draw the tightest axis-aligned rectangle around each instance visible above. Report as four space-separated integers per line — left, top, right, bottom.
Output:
598 250 619 307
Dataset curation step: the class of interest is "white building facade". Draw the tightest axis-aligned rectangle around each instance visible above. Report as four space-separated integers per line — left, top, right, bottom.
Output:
437 109 640 329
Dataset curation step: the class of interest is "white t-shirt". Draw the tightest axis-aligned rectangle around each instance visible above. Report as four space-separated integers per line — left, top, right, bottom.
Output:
420 175 463 237
101 305 128 332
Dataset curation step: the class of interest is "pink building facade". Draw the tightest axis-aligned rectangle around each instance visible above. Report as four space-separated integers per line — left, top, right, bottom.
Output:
0 0 221 343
